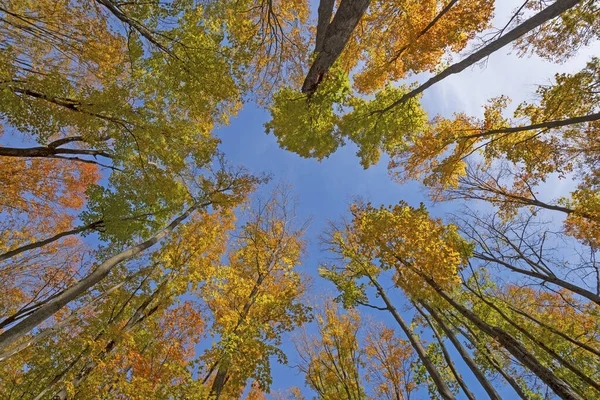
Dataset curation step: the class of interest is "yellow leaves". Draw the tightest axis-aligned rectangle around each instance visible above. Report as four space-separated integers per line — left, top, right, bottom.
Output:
295 301 364 399
364 324 416 400
514 0 600 62
339 202 469 300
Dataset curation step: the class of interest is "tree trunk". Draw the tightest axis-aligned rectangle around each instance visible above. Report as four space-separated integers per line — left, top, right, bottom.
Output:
463 112 600 140
474 253 600 305
0 220 103 262
380 0 582 113
95 0 176 59
464 283 600 394
423 303 503 400
389 0 459 63
0 202 203 354
368 277 456 400
315 0 336 53
301 0 371 96
414 303 475 400
0 145 110 159
406 265 584 400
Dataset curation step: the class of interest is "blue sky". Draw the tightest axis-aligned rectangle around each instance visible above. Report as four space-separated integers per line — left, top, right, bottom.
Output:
214 1 600 397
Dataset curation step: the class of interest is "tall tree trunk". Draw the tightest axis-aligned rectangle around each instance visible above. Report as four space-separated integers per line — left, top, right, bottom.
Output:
301 0 371 96
380 0 582 113
463 283 600 394
389 0 459 63
453 318 530 400
368 277 456 400
315 0 336 53
0 202 205 354
95 0 176 58
474 253 600 305
0 145 111 159
0 220 104 262
463 111 600 140
50 275 169 400
422 303 503 400
402 261 584 400
414 303 475 400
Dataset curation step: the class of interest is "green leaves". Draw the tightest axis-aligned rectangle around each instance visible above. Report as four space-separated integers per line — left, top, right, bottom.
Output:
265 66 350 160
266 69 428 168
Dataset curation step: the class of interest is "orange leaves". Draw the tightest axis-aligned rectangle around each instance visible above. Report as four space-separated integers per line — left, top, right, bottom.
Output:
1 0 129 85
351 0 494 94
364 325 416 400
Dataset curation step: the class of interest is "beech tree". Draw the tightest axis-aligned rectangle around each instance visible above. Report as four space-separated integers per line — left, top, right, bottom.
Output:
1 0 599 398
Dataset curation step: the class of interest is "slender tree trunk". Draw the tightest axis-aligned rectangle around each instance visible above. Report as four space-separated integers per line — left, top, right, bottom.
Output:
0 262 157 361
499 297 600 358
463 111 600 140
368 277 456 400
95 0 176 58
403 263 584 400
474 253 600 305
209 273 267 398
389 0 459 63
380 0 582 113
423 303 503 400
454 319 530 400
0 220 103 262
414 303 475 400
0 202 204 354
301 0 371 96
50 275 168 400
464 283 600 394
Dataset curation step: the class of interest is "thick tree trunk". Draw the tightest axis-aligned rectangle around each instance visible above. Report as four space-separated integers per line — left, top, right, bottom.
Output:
0 145 110 159
368 278 456 400
0 202 203 354
315 0 336 53
301 0 371 96
423 303 503 400
380 0 582 113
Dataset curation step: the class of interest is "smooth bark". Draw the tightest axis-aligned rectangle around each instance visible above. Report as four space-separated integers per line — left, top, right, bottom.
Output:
0 202 204 354
368 277 456 400
380 0 582 113
414 303 475 400
423 303 503 400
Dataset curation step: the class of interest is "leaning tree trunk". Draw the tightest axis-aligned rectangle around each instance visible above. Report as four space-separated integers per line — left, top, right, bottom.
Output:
404 262 585 400
414 303 475 400
422 303 503 400
0 202 205 354
380 0 582 113
368 277 456 400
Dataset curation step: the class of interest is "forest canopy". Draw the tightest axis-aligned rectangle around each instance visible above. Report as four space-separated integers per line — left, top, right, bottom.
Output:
0 0 599 399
